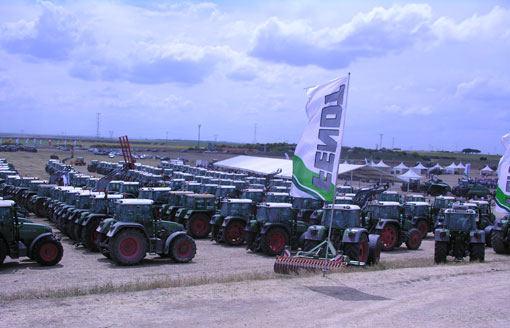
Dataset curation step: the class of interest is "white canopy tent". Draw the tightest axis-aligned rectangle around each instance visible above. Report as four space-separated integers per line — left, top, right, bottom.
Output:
392 162 408 175
373 160 391 174
413 162 427 174
428 163 443 173
397 168 424 182
444 162 457 174
480 165 494 176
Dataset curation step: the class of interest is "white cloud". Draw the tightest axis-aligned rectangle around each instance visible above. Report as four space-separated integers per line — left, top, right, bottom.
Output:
456 77 510 102
383 104 434 116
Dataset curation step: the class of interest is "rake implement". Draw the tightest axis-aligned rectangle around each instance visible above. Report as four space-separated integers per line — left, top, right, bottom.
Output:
273 240 364 274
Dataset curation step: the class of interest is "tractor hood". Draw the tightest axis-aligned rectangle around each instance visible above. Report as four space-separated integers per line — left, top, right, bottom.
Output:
19 222 52 241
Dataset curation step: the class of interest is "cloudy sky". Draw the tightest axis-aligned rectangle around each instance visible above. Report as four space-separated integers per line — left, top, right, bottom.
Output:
0 0 509 153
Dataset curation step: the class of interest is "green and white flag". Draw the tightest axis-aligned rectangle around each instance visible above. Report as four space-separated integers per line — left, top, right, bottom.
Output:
290 75 350 202
495 133 510 213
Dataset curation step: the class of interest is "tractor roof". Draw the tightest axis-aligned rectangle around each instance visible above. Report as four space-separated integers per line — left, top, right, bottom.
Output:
122 182 139 185
408 194 425 198
266 192 290 196
335 196 353 200
224 198 253 204
30 180 47 184
243 189 264 192
109 180 123 184
405 201 430 206
471 200 489 205
93 193 122 199
187 194 215 199
435 196 456 200
0 200 15 207
117 199 154 205
325 204 360 210
218 185 236 189
140 187 171 191
382 191 398 194
169 191 194 195
377 201 401 206
444 208 476 215
260 202 293 208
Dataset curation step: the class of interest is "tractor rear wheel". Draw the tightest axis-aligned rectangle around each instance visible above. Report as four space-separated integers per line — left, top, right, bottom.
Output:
82 220 101 252
491 230 509 254
380 225 398 251
367 234 381 265
72 222 82 243
416 220 429 239
33 237 64 266
0 238 7 265
263 228 288 256
169 234 196 263
405 228 422 250
187 213 211 239
109 229 147 265
470 243 485 262
344 234 369 263
224 221 246 246
434 241 448 263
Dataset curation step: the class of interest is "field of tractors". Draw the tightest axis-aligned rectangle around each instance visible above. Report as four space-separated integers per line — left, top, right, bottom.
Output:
1 149 509 327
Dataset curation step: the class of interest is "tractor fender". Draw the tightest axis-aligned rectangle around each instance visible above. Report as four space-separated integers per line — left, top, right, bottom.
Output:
209 214 221 226
492 218 509 232
222 216 246 227
303 225 326 241
244 220 259 233
342 228 368 243
106 222 149 239
164 231 188 254
470 231 485 244
375 219 400 231
260 223 288 235
434 229 450 242
28 232 54 258
484 225 494 239
81 214 108 226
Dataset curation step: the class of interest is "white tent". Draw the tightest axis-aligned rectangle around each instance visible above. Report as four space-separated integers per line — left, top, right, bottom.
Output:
398 168 424 182
392 162 408 175
457 162 466 169
373 160 391 174
480 165 494 176
413 162 427 174
444 162 457 174
428 163 443 173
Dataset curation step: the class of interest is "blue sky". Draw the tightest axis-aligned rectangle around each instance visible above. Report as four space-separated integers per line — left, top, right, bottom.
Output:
0 1 509 154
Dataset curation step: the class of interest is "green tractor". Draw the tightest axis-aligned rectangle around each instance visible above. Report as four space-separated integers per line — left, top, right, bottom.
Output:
452 179 491 198
375 191 402 203
87 160 99 173
28 184 56 217
299 204 381 264
434 206 485 263
210 198 256 246
491 215 510 254
403 201 433 239
240 188 265 203
364 201 422 251
245 202 308 256
0 200 63 266
264 192 291 203
431 196 456 226
98 199 196 265
160 191 193 221
175 194 217 238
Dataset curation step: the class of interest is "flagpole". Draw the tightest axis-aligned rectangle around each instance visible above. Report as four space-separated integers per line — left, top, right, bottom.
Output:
323 73 350 277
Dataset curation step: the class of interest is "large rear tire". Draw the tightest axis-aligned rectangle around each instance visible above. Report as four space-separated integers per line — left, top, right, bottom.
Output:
380 225 398 251
33 237 64 266
224 221 246 246
367 234 381 265
491 230 509 254
434 241 448 264
344 233 369 263
169 234 196 263
405 228 422 250
0 238 7 265
81 220 101 252
109 229 147 266
187 213 211 239
262 228 288 256
470 243 485 262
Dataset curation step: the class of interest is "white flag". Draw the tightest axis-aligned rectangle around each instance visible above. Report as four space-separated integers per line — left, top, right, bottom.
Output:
495 133 510 213
290 75 350 202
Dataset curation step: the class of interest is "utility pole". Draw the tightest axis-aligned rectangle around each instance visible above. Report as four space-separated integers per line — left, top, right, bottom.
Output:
96 113 101 138
109 130 114 139
379 133 383 150
253 123 257 144
214 134 218 142
392 137 395 149
197 124 201 149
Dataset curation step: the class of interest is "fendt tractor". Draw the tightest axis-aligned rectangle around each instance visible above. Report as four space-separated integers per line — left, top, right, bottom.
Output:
0 200 63 266
210 198 256 246
434 206 485 263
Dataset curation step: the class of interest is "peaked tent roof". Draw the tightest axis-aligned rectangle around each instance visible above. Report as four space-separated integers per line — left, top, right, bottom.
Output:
429 163 443 170
480 165 494 172
394 162 408 169
445 162 457 169
414 162 427 169
457 162 466 169
374 160 390 168
398 168 424 181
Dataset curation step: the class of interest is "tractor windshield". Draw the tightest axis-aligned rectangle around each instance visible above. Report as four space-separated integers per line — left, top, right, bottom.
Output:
122 184 138 194
257 207 292 223
444 213 475 231
404 205 429 217
241 191 263 202
293 198 322 210
115 204 152 222
372 206 400 220
321 209 360 228
433 199 453 209
0 207 12 222
377 193 399 202
76 195 91 209
477 204 489 214
139 190 152 199
224 202 253 216
66 193 79 205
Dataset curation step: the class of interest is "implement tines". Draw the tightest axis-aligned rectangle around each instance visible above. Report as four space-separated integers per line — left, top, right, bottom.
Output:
274 256 347 275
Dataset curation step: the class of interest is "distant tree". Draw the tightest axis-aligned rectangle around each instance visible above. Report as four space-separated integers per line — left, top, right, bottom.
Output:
462 148 481 154
479 156 487 161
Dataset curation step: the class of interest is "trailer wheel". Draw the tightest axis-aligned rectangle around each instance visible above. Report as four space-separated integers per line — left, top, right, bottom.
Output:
169 234 196 263
491 230 509 254
0 238 7 265
33 237 63 266
344 234 368 262
470 243 485 262
187 213 211 239
405 228 422 250
367 234 381 265
380 225 398 251
434 241 448 264
416 220 428 239
224 221 246 246
109 229 146 265
263 228 288 256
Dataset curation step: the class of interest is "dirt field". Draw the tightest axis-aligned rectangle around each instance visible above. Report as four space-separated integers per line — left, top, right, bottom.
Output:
0 150 508 327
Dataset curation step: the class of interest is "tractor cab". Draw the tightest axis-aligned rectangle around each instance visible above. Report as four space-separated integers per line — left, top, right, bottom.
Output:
215 185 237 199
200 184 219 195
169 178 185 191
265 192 290 203
403 201 432 238
405 194 426 202
240 189 265 203
337 185 354 194
375 191 401 203
119 182 139 198
106 180 123 194
183 181 201 193
293 197 324 224
210 198 257 245
138 187 171 206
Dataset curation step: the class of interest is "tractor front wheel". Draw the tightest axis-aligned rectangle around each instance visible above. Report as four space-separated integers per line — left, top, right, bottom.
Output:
470 243 485 262
344 234 369 263
224 221 246 246
405 228 422 250
434 241 448 264
491 230 509 254
367 234 381 265
169 234 196 263
187 214 211 239
416 220 429 239
263 228 288 256
380 225 398 251
109 229 147 265
33 237 64 266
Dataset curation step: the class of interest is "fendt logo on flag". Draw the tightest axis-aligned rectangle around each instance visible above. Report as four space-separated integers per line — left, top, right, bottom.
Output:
495 133 510 213
290 75 350 202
